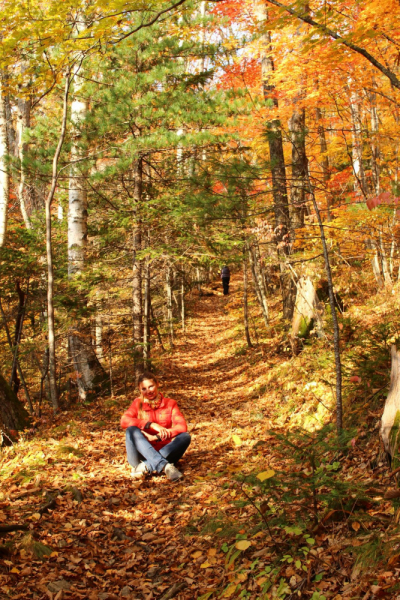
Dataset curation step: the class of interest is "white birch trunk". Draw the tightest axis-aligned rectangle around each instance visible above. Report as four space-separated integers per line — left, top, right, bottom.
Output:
0 76 9 246
68 62 106 399
95 313 104 362
349 88 367 197
380 345 400 465
68 74 87 278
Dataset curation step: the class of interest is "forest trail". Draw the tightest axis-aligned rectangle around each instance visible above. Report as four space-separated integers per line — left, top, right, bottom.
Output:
2 275 275 600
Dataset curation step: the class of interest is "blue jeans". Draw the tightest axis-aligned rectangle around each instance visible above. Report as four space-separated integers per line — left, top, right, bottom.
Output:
125 426 191 473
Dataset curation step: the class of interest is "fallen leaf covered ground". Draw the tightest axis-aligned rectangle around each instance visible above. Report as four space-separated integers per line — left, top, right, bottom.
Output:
1 275 400 600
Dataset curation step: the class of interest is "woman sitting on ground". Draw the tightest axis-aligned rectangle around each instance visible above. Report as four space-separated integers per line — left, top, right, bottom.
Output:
120 371 191 481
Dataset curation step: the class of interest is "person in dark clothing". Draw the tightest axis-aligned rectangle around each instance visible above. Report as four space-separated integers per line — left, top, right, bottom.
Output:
221 265 230 295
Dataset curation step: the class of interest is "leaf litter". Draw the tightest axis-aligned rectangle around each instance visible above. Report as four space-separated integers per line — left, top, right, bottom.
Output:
1 275 400 599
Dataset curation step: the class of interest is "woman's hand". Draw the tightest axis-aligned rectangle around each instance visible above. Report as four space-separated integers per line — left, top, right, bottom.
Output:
142 431 159 443
151 423 172 440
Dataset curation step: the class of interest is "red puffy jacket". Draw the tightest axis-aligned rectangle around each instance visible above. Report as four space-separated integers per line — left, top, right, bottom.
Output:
120 394 187 450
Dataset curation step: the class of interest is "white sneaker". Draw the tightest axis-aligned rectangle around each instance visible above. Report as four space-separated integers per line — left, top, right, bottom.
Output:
131 462 148 479
164 463 183 481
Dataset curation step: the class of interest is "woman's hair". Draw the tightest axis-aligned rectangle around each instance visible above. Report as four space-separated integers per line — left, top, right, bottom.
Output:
137 371 158 388
137 371 158 419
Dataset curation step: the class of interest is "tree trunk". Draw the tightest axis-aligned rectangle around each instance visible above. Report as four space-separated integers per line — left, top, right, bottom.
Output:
291 276 323 340
289 108 307 231
349 87 367 197
17 95 32 229
243 256 253 347
367 238 384 288
0 297 32 414
253 1 296 319
45 76 72 412
10 281 27 394
150 301 165 351
143 246 150 368
166 264 174 346
248 244 269 327
368 91 380 194
316 107 331 221
0 75 9 247
254 1 290 229
0 372 29 437
132 158 143 377
95 311 104 362
308 178 343 433
68 63 107 400
379 231 392 287
380 345 400 467
4 92 16 157
181 275 185 332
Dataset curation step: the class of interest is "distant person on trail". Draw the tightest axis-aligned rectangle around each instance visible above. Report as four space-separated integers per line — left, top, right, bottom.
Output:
120 371 191 482
221 265 230 295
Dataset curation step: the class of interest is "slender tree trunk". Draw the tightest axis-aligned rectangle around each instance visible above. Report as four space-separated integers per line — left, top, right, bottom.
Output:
45 75 72 411
166 264 174 346
68 61 107 399
95 311 104 362
308 182 343 433
10 281 28 394
143 244 150 368
0 297 32 413
17 96 32 229
366 91 380 194
181 276 185 332
367 238 384 288
379 230 392 287
4 92 16 157
248 244 268 327
0 75 9 247
243 255 253 348
150 301 165 351
289 108 307 231
132 158 143 377
196 266 202 296
349 87 367 197
316 107 331 220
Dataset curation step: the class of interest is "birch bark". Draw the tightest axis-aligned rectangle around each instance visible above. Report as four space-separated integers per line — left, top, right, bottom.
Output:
68 62 107 399
349 88 367 197
0 76 9 247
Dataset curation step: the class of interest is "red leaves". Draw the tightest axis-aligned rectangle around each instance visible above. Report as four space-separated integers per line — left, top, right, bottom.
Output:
366 191 400 210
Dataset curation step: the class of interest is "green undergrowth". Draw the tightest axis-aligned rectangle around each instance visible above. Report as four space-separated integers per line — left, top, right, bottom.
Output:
200 424 395 599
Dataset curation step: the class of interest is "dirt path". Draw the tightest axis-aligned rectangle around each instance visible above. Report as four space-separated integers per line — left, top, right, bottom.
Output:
2 276 273 600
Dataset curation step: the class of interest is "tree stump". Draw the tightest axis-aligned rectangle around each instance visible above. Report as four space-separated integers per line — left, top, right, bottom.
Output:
380 345 400 466
291 276 324 344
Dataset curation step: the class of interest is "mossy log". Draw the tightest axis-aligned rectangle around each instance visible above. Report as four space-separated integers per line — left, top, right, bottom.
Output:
291 276 324 340
380 345 400 467
0 372 29 437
